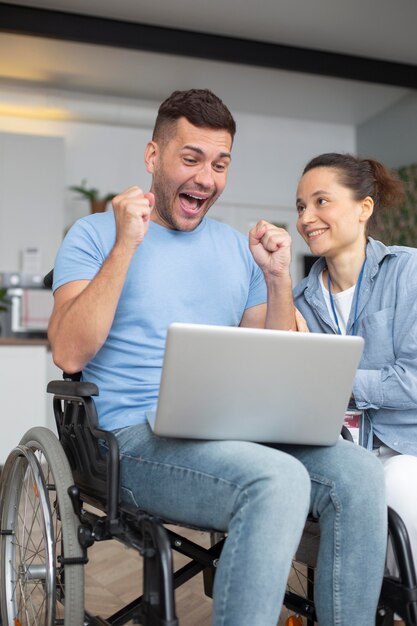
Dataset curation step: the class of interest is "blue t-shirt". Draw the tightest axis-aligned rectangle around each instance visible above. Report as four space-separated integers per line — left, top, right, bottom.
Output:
53 211 267 430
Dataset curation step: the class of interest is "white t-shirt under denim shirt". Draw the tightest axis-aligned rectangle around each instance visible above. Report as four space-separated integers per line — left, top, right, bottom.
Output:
320 272 355 336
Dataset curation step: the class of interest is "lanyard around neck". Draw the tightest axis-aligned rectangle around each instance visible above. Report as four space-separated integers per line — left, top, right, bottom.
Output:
327 259 366 336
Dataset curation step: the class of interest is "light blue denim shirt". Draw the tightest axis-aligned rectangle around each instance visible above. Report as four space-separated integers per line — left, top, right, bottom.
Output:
293 237 417 455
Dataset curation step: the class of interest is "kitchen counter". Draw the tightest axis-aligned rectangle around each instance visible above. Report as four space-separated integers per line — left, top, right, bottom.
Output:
0 337 49 346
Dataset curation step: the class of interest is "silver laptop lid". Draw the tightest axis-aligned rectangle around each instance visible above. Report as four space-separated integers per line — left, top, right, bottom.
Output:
148 323 364 445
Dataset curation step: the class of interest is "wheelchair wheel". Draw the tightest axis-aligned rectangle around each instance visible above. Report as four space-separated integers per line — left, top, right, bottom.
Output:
284 519 320 625
0 427 84 626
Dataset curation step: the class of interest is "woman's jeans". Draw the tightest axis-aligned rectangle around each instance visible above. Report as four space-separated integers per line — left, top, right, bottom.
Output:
113 424 387 626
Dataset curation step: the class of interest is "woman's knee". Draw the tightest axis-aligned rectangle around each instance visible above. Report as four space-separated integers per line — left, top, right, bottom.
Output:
384 454 417 513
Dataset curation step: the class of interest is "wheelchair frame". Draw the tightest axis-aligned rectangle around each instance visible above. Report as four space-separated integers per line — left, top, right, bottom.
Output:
1 378 417 626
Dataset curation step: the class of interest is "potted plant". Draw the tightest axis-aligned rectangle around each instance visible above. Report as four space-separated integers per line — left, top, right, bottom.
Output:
69 179 116 214
0 287 9 313
0 287 10 337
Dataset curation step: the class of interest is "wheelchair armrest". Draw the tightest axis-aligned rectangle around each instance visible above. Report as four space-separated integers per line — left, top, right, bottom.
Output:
47 380 99 398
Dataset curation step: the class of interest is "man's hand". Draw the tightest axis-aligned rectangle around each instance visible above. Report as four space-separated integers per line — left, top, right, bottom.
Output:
112 186 155 250
249 220 292 278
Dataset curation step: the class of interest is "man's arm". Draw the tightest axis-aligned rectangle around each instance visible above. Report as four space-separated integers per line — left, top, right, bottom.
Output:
240 221 296 331
48 187 154 374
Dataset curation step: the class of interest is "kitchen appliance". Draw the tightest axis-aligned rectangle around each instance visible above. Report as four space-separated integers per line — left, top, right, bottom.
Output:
0 272 52 338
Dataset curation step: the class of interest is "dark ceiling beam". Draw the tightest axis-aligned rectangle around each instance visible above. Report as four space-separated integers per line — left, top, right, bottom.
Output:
1 2 417 89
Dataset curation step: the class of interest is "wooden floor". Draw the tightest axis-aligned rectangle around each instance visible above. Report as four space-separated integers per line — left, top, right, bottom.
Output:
84 524 309 625
0 465 310 625
85 526 212 626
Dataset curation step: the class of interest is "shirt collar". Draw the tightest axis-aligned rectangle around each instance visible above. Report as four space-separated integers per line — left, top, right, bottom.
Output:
302 237 397 300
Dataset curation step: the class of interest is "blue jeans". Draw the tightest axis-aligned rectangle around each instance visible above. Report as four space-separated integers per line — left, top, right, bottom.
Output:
113 425 386 626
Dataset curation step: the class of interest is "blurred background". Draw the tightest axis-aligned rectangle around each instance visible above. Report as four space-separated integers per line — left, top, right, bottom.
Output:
1 0 416 284
0 3 416 606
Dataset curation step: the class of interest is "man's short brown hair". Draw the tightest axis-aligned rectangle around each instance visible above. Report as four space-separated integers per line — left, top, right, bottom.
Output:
153 89 236 145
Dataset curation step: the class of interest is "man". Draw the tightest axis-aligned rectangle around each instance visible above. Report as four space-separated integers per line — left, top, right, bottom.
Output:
49 89 386 626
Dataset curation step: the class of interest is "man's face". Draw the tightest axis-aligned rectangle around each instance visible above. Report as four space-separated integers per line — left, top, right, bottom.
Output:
145 117 232 231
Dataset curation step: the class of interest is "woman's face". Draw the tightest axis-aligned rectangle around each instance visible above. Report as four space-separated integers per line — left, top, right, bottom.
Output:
296 167 368 258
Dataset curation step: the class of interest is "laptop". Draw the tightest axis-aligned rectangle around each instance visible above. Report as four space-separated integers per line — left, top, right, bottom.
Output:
146 323 364 446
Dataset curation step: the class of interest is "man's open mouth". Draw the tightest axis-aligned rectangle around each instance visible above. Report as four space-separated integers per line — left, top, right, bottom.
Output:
179 192 208 213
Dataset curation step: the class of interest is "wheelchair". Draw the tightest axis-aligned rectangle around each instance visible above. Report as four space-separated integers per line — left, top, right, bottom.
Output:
283 427 417 625
285 507 417 626
1 378 417 625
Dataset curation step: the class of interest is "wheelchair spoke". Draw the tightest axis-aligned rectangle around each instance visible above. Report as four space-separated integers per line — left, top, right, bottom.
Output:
9 467 50 625
285 519 319 624
1 429 85 626
17 488 44 564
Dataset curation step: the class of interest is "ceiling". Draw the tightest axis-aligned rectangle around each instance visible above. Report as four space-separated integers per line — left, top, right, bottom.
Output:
1 0 417 125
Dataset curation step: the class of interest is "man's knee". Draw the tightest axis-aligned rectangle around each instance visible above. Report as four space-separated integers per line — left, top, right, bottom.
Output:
255 452 311 515
335 443 386 509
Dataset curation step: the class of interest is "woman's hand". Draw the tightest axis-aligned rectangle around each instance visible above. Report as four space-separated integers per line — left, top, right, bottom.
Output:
295 308 310 332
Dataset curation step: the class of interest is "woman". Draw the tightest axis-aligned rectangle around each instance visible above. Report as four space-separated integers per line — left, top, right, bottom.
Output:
293 153 417 624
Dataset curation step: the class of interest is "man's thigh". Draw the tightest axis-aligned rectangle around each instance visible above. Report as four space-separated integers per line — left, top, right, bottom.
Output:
114 423 310 529
269 439 385 515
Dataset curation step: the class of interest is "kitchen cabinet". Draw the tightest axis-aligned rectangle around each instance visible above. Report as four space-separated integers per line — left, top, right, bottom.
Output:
0 342 61 464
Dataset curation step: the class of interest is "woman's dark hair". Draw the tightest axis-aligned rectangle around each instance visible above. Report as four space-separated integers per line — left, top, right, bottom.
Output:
302 153 405 234
153 89 236 144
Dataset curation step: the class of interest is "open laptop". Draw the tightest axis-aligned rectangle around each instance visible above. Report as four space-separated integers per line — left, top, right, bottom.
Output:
146 323 364 446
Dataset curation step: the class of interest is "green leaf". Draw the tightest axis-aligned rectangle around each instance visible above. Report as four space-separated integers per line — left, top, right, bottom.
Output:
69 181 115 203
69 184 98 200
0 287 10 310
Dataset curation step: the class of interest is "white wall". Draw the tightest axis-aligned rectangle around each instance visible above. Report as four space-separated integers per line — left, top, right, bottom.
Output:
0 90 356 282
357 91 417 169
0 114 152 230
0 131 65 273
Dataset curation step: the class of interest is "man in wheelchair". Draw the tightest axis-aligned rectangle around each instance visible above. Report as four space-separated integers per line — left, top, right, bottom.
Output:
47 88 387 625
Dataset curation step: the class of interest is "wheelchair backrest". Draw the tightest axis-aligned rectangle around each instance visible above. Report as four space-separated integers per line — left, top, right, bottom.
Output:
48 379 120 521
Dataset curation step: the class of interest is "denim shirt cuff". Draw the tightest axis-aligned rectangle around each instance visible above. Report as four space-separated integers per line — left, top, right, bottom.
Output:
353 369 383 409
